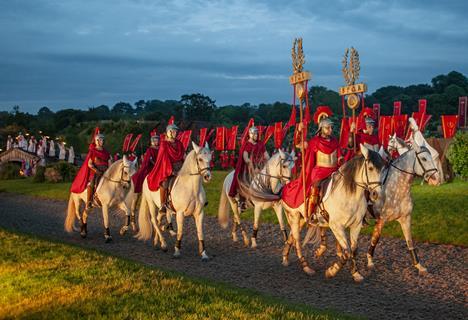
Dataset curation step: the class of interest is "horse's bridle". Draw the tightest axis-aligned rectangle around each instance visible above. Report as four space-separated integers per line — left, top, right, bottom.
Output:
389 146 438 181
257 155 294 185
190 151 211 176
102 163 132 185
338 158 382 193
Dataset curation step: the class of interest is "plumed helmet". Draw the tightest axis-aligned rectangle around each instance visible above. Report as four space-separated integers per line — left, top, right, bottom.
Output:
365 117 376 126
94 133 105 141
249 126 258 134
166 124 179 132
313 106 333 125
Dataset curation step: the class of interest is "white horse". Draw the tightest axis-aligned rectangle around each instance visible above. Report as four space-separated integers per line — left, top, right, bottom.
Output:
65 156 138 242
367 138 440 275
136 142 212 260
218 150 295 248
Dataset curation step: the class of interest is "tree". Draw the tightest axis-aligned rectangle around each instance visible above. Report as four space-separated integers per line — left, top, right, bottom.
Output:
112 102 134 116
38 106 54 117
180 93 216 121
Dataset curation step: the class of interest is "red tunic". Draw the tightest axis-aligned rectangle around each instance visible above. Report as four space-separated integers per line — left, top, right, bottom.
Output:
147 139 185 191
132 146 159 193
70 145 110 193
282 136 340 208
228 140 266 197
357 131 380 150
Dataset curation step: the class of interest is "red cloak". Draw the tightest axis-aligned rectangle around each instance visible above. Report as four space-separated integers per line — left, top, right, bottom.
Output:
228 140 266 197
147 139 185 191
70 145 110 193
357 131 380 148
132 146 159 193
281 136 340 208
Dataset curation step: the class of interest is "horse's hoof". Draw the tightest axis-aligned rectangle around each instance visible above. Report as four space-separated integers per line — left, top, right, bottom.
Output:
169 230 177 237
325 264 339 278
173 249 181 259
367 262 375 270
201 251 209 262
131 223 139 233
105 236 113 243
315 245 326 258
161 245 168 253
231 233 238 242
119 226 128 236
251 238 257 249
80 232 87 239
415 263 428 276
282 258 289 267
352 272 364 283
303 266 316 275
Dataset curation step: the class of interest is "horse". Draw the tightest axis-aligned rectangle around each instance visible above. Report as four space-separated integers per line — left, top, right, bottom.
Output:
136 142 212 261
248 144 385 282
117 181 140 236
366 137 441 275
218 149 296 248
65 156 138 242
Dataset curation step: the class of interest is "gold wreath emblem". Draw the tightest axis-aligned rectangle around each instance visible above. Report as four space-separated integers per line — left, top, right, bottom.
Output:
342 47 360 86
347 94 359 109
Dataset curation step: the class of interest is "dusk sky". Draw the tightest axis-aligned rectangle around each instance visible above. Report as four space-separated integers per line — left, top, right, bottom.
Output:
1 0 467 113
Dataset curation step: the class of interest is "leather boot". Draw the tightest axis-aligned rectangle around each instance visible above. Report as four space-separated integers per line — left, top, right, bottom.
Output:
86 185 94 210
159 186 167 213
306 187 320 225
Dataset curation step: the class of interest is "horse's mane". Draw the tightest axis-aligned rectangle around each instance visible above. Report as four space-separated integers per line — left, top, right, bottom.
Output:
336 150 385 194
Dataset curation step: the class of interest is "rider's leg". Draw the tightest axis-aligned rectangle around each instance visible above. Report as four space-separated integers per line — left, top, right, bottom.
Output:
86 178 96 210
307 183 320 224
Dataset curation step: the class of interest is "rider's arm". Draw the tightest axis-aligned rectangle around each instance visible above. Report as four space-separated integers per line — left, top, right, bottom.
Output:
88 158 98 173
243 150 250 164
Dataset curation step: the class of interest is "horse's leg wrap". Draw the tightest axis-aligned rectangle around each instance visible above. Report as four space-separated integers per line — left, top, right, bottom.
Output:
175 239 182 250
252 228 258 239
126 215 131 226
281 229 288 242
130 214 136 224
410 248 419 266
298 256 309 269
350 249 358 275
167 222 174 231
104 228 110 237
321 232 327 246
198 240 205 255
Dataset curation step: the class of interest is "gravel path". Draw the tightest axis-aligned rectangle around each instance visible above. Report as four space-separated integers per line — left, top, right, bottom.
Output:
0 192 466 319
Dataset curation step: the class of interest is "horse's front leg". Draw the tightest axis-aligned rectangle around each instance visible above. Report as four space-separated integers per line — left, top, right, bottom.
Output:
149 200 167 252
291 213 315 275
130 193 140 232
77 198 88 238
273 203 288 242
102 204 112 243
315 227 327 258
194 209 209 261
119 199 133 236
367 218 384 269
173 211 184 258
399 215 427 275
232 205 249 247
349 222 364 283
326 224 349 279
251 204 262 248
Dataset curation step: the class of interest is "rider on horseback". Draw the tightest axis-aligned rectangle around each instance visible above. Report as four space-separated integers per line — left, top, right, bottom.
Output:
147 124 185 214
229 126 269 211
131 130 160 194
86 133 111 209
282 106 343 225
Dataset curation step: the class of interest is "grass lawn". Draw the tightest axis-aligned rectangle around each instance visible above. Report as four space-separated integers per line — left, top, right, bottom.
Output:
0 172 467 246
0 229 350 319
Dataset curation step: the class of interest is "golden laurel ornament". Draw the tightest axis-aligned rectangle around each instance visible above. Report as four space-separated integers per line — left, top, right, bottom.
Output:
347 94 359 109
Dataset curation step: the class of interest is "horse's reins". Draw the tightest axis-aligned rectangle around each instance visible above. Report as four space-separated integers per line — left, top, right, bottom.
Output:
387 147 438 182
256 156 294 183
101 163 132 185
189 151 211 176
336 158 382 193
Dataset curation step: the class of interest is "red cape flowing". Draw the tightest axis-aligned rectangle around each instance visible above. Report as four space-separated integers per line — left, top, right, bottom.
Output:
281 136 339 208
228 140 266 197
147 139 185 191
70 145 110 193
132 147 159 193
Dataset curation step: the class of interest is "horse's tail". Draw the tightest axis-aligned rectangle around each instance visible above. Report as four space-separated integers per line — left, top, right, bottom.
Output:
218 186 230 229
302 224 321 247
135 194 152 241
64 194 76 233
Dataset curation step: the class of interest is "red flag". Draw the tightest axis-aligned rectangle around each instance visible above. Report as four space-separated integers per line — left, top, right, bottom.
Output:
304 103 311 124
241 118 254 145
129 134 142 152
263 125 274 144
206 128 215 148
339 118 350 149
215 127 226 151
373 104 381 123
168 116 175 125
286 105 296 128
379 116 393 147
257 125 266 141
418 99 427 114
411 112 432 133
458 96 467 128
199 128 208 147
274 122 284 149
226 126 238 150
392 115 408 138
177 130 192 150
393 101 402 116
441 115 459 138
122 133 133 152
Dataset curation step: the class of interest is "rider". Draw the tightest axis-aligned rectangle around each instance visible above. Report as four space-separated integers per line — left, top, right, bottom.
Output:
282 106 342 224
356 117 380 152
131 130 160 194
147 124 185 213
86 133 111 209
228 126 269 210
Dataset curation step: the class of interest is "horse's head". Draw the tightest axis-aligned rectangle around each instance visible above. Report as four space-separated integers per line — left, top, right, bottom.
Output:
412 139 440 186
269 149 296 185
121 155 138 189
359 144 385 202
192 141 212 183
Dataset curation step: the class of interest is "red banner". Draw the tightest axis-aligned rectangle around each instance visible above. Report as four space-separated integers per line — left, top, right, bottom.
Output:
392 115 408 138
263 125 274 144
206 128 215 146
274 122 283 149
373 104 380 123
379 116 393 147
129 134 142 152
199 128 208 147
122 133 133 152
339 118 350 149
393 101 402 116
240 118 254 145
226 126 238 150
411 112 432 133
418 99 427 114
286 105 296 129
459 96 467 128
441 115 459 138
215 127 226 151
177 130 192 151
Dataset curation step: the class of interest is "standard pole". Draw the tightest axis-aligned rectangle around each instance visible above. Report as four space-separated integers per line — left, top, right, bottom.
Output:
298 92 307 218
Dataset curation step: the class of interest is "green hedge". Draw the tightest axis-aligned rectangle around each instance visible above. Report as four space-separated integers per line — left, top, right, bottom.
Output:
447 132 468 179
